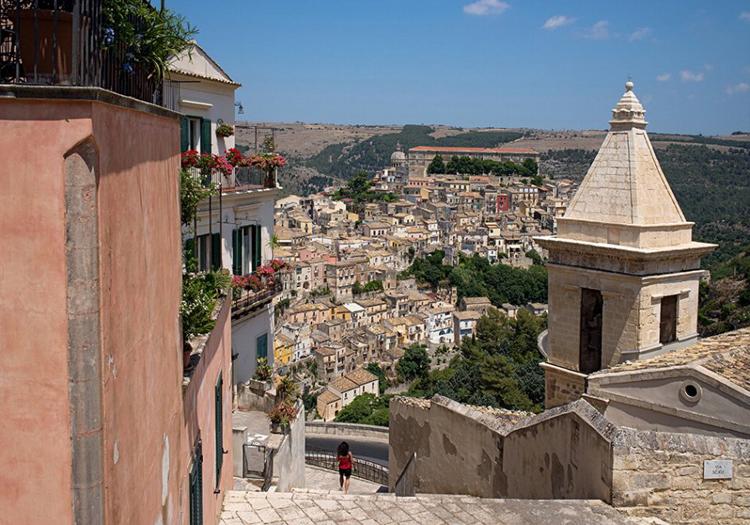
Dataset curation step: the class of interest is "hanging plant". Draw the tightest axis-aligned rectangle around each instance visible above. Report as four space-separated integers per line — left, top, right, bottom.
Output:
216 123 235 138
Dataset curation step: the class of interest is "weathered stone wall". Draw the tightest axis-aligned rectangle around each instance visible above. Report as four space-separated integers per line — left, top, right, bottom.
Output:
541 363 586 408
306 421 390 442
612 429 750 524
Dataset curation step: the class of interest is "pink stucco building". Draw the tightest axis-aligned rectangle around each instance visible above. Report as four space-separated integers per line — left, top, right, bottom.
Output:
0 86 233 524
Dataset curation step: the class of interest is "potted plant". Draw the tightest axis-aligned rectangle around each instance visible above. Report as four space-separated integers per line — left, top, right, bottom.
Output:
216 123 234 138
277 375 300 403
254 357 272 382
268 401 297 433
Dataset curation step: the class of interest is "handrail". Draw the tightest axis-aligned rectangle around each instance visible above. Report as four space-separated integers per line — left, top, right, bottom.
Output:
304 447 388 486
394 452 416 497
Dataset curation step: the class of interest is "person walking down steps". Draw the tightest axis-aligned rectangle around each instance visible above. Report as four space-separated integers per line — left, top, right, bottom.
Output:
337 441 354 494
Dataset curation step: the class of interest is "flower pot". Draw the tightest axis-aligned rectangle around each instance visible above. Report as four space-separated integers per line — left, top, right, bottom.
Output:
15 9 74 83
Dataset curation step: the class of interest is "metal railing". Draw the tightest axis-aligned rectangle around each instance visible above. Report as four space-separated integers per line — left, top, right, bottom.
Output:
0 0 162 104
304 447 389 486
242 442 275 492
394 452 416 497
231 280 282 320
185 166 278 193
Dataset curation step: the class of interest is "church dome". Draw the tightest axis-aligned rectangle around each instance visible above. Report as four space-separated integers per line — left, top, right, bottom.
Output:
391 150 406 162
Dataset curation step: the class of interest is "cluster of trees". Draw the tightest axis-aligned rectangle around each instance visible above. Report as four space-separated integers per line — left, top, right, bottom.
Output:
699 245 750 337
403 251 547 307
427 154 539 180
334 394 391 427
353 280 384 295
408 309 546 412
331 171 396 212
307 124 525 181
396 345 430 382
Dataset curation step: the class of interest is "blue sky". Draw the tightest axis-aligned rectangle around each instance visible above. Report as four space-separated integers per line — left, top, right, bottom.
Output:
169 0 750 134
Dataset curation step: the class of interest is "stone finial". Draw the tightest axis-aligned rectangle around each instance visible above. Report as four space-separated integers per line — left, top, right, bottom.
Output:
609 80 647 130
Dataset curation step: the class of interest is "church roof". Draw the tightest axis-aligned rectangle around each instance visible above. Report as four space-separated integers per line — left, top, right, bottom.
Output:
563 81 685 227
591 327 750 392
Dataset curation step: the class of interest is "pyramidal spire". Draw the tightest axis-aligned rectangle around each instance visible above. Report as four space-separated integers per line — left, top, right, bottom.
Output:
609 81 647 131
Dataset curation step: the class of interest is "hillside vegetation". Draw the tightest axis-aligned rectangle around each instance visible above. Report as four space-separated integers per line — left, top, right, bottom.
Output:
699 246 750 337
307 125 524 180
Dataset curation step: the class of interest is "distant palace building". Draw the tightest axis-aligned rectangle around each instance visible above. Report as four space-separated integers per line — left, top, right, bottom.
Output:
407 145 539 176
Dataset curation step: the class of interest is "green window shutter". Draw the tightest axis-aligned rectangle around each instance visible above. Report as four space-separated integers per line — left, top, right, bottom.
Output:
232 229 241 275
180 116 190 152
253 225 262 270
200 118 212 154
215 373 224 490
198 235 208 272
257 333 268 360
211 232 221 271
189 443 203 525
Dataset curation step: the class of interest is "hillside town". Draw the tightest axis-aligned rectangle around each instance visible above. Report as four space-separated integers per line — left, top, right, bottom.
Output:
270 143 570 417
2 2 749 525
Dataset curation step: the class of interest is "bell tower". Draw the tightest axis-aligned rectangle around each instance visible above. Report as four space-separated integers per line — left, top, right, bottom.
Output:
537 81 715 408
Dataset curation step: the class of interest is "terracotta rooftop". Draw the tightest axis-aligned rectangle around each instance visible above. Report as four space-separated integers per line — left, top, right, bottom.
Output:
346 368 379 386
409 146 538 155
328 376 358 392
593 327 750 390
317 390 341 405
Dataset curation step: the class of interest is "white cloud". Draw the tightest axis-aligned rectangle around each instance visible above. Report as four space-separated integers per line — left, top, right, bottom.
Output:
656 73 671 82
680 70 704 82
543 15 574 30
726 82 750 95
463 0 510 16
584 20 609 40
629 27 652 41
740 12 750 22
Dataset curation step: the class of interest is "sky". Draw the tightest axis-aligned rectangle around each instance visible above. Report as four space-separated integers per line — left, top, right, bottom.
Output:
169 0 750 135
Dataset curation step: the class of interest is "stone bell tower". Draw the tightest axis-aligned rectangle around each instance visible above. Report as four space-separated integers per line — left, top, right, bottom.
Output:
536 81 715 409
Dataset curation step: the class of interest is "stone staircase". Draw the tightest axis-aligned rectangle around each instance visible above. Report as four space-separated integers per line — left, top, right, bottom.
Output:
219 488 662 524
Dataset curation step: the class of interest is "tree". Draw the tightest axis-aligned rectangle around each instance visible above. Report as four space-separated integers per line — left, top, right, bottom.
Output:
397 345 430 382
427 154 446 174
334 394 391 427
366 362 390 395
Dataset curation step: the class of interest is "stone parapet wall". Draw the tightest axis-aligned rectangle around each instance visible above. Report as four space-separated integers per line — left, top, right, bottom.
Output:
390 395 750 524
612 428 750 524
305 421 390 441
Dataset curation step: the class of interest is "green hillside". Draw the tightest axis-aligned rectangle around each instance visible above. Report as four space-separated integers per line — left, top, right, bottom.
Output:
307 125 524 179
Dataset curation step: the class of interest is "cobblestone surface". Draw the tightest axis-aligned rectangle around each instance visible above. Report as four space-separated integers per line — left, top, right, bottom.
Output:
304 465 385 494
219 489 655 524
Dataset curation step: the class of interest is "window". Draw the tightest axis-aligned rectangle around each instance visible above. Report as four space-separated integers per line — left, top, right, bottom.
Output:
215 373 224 491
196 233 221 272
660 295 678 345
180 116 212 154
579 288 603 374
189 441 203 525
256 333 268 360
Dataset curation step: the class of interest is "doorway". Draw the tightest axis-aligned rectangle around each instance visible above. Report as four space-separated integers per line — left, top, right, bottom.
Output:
579 288 603 374
660 295 678 344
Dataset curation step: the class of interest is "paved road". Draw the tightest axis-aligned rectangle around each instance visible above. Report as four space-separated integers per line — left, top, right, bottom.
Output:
305 435 389 466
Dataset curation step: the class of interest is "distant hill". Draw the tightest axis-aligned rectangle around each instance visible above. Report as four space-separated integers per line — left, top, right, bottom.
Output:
699 246 750 337
306 125 525 180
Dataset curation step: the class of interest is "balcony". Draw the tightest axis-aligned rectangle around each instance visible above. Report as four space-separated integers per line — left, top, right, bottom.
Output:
185 165 279 194
231 279 281 321
0 1 163 105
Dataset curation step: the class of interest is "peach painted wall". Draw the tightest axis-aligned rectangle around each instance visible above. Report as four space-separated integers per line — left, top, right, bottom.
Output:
0 99 92 525
90 101 185 525
0 96 188 525
181 297 234 524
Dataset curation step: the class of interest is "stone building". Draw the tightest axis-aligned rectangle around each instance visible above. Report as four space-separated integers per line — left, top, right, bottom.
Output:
537 82 716 408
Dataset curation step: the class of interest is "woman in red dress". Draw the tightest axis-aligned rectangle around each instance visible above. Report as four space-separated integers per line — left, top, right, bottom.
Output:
337 441 354 494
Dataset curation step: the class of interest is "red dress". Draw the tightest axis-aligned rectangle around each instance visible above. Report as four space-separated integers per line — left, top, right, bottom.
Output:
338 453 352 470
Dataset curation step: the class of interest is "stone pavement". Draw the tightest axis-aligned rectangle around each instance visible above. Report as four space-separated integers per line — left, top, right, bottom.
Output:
219 489 656 525
304 465 385 494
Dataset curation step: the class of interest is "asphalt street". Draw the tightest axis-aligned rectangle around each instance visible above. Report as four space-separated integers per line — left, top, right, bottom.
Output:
305 435 389 466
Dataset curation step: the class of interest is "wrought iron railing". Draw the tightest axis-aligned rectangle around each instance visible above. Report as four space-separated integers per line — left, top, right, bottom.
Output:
305 447 389 486
394 452 416 497
232 280 281 320
185 166 278 192
0 0 162 104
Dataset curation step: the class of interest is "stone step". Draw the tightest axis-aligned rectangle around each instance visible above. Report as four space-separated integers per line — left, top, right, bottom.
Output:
221 490 661 524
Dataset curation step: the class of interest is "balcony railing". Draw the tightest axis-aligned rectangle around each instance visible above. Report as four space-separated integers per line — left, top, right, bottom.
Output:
232 280 281 320
0 0 162 104
186 166 278 193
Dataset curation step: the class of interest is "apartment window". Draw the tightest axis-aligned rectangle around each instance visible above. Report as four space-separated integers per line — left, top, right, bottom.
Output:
189 441 203 525
180 116 212 154
257 333 268 360
196 233 221 272
232 225 262 275
660 295 678 345
213 373 226 493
